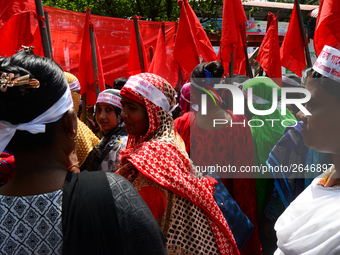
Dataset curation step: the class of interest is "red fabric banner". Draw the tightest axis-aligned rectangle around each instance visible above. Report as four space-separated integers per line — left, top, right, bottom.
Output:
219 0 247 76
257 12 282 85
148 25 170 80
314 0 340 57
0 6 177 94
78 8 105 105
280 3 306 77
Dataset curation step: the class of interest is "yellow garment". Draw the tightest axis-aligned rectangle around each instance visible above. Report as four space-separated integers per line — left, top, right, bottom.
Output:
76 118 100 165
64 71 100 166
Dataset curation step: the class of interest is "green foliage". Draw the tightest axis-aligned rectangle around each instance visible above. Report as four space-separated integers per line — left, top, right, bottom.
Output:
43 0 181 21
43 0 227 22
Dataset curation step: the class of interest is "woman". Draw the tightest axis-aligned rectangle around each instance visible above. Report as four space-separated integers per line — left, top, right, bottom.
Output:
174 61 261 255
274 45 340 255
116 72 240 255
81 89 128 172
0 51 166 254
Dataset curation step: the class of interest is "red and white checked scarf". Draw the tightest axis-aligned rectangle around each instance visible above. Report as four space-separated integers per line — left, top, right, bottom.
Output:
119 73 239 255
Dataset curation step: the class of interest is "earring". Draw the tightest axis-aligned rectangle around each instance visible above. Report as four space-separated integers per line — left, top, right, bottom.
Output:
68 132 78 143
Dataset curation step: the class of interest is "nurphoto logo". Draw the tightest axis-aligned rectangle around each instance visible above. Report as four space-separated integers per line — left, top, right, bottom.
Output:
197 81 311 128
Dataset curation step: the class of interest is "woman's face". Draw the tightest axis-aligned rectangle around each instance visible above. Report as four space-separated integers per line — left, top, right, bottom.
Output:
120 96 149 137
95 103 118 133
297 78 340 154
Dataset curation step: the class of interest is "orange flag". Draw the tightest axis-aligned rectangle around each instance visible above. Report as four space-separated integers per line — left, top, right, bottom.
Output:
148 24 170 80
78 8 105 105
257 12 282 85
314 0 340 56
127 18 149 75
280 3 306 77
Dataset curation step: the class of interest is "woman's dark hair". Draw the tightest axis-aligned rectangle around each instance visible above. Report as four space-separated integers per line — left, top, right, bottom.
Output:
305 67 340 101
191 61 224 82
0 51 68 152
190 61 224 94
0 56 9 66
190 61 227 107
113 77 128 90
0 50 67 124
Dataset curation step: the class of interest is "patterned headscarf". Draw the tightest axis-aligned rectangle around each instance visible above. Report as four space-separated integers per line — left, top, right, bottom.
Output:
119 73 239 255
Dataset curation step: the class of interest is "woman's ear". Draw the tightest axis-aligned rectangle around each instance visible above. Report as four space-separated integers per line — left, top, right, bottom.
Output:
191 86 200 103
63 107 77 137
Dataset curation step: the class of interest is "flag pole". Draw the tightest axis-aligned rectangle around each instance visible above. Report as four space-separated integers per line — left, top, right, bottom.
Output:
244 46 253 78
88 9 100 98
295 0 312 67
35 0 52 58
149 47 154 62
133 16 145 72
44 10 53 57
162 22 166 42
229 50 234 79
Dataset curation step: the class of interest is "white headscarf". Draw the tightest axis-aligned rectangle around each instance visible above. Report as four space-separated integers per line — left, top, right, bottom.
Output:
0 87 73 154
274 166 340 255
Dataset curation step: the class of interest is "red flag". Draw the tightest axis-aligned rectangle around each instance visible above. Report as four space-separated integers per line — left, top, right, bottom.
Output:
257 12 282 85
228 23 248 76
314 0 340 56
173 0 200 76
183 0 216 62
167 49 180 87
219 0 247 74
237 23 248 76
78 8 105 106
280 3 306 77
0 0 36 56
148 25 170 80
127 18 149 75
0 0 36 30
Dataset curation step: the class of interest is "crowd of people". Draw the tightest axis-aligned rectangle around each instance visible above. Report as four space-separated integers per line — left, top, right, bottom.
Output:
0 43 339 255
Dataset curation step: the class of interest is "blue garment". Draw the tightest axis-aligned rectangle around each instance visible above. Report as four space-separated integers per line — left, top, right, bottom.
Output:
266 122 332 208
209 171 254 251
